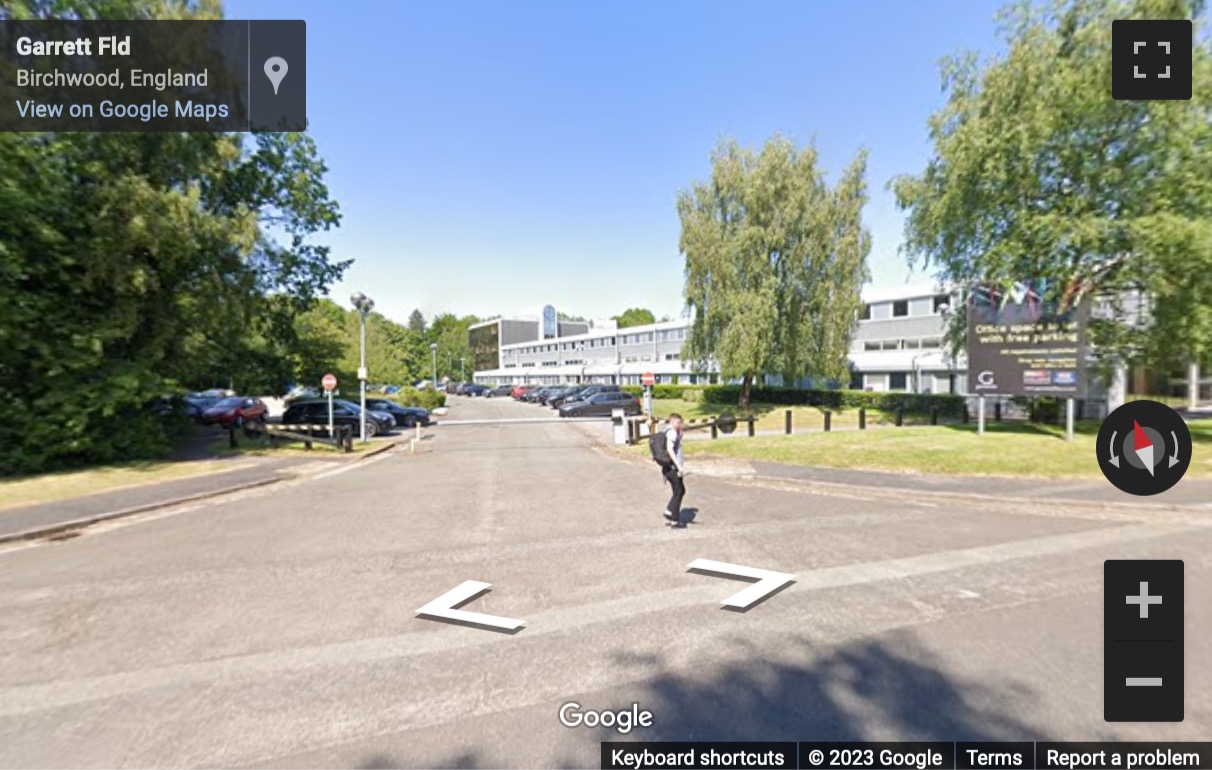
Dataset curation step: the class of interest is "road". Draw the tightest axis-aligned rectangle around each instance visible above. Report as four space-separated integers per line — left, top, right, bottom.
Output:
0 396 1208 768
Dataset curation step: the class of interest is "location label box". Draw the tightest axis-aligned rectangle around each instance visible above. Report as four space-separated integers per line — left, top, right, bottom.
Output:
1104 560 1184 722
0 20 305 132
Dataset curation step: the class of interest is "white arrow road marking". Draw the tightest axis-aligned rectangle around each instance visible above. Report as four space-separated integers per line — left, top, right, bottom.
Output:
416 581 526 633
687 558 796 611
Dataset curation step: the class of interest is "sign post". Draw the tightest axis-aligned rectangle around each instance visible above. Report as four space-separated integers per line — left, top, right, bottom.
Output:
322 373 337 437
641 372 655 416
966 281 1088 438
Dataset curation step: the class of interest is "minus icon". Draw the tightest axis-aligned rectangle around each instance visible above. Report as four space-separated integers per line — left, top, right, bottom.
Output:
1126 677 1163 686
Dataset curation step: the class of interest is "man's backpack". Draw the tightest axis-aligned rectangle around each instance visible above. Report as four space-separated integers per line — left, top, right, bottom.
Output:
649 430 673 466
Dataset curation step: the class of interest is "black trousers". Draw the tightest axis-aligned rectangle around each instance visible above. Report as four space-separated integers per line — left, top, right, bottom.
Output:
662 464 686 516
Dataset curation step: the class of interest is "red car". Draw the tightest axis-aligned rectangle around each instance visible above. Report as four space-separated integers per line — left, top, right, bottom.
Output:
511 385 533 399
199 396 268 427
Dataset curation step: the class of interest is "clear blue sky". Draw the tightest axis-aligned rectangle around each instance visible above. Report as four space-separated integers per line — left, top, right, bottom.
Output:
226 0 1007 325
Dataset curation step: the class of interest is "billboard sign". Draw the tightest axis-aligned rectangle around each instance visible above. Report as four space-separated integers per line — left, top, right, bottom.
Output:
966 280 1088 397
542 304 558 339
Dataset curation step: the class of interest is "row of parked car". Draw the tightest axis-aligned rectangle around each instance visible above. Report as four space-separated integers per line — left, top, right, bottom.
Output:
180 389 431 438
507 384 641 417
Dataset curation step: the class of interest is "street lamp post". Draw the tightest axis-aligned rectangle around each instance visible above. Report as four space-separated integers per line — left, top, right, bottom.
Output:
460 356 466 382
350 292 375 442
430 343 438 390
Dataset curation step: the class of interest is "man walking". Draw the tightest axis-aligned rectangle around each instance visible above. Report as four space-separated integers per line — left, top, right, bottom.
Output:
659 413 687 526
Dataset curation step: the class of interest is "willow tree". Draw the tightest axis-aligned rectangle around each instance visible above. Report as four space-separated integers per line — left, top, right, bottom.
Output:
678 136 871 406
893 0 1212 396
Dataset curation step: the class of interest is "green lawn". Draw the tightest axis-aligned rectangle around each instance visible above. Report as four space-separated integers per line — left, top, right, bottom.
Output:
682 419 1212 479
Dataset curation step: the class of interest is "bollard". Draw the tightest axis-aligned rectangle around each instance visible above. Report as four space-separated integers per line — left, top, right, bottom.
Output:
711 423 718 439
747 416 755 437
930 405 939 426
229 425 237 449
963 404 970 424
304 424 313 451
858 407 866 430
994 401 1002 422
895 407 904 427
824 410 832 432
785 409 792 435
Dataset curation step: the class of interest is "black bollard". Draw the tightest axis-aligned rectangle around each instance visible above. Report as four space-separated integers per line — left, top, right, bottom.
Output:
785 409 792 435
895 407 904 427
859 407 866 430
824 410 832 432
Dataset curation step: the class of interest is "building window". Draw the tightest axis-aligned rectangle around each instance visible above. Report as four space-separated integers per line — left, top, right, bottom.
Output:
921 337 942 349
665 353 680 361
882 340 901 351
889 372 908 390
864 341 880 352
892 300 909 317
933 294 950 313
849 371 863 390
860 304 871 320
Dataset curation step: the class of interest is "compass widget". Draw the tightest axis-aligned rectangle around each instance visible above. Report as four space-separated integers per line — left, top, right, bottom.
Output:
1097 400 1192 496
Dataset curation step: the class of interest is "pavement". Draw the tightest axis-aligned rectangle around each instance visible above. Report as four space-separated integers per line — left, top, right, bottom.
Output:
0 434 403 543
0 396 1209 767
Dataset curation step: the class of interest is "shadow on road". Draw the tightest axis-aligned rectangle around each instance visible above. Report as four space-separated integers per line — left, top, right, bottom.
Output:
596 634 1048 743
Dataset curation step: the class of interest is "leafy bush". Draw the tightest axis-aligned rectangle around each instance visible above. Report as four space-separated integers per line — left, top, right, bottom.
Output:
390 387 446 410
701 385 963 417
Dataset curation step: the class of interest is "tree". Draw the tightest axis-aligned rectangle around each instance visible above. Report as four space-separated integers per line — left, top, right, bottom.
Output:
0 0 346 474
407 309 427 334
678 136 871 406
427 313 480 380
892 0 1212 387
613 308 656 328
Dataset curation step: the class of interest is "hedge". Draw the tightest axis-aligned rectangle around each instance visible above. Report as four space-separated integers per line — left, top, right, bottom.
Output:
621 384 702 400
389 387 447 410
700 385 964 417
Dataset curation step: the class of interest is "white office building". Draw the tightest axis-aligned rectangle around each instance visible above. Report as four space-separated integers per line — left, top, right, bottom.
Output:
470 284 968 392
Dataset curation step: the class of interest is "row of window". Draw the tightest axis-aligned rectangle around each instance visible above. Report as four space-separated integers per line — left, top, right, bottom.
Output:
508 327 690 355
861 337 943 352
859 294 951 320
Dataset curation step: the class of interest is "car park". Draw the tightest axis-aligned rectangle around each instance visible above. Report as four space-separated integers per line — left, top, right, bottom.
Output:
281 399 396 437
546 386 587 408
486 385 513 398
558 391 641 417
363 398 431 428
463 383 488 397
511 385 533 399
199 396 268 428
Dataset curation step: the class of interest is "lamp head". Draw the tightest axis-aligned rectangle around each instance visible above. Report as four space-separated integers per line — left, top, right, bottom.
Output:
350 292 366 308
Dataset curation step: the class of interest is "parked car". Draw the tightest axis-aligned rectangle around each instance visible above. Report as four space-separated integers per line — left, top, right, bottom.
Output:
511 385 533 399
363 398 431 428
557 384 621 408
463 384 489 397
523 387 550 403
284 385 323 404
281 399 396 438
559 392 641 417
547 386 587 408
182 393 223 420
486 385 513 398
199 396 269 428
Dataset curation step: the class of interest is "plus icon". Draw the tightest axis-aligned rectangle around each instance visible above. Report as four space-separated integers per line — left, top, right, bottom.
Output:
1126 581 1163 619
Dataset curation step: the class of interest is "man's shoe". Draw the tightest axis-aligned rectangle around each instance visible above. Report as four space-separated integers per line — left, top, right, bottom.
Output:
663 510 679 522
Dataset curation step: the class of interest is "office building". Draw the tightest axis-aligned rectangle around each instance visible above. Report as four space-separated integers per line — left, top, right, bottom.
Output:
470 285 967 391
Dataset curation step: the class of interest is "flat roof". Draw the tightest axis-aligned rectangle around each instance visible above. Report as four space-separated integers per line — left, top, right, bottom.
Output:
500 317 691 350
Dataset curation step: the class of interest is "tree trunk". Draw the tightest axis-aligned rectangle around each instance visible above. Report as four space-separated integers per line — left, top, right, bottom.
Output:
740 372 753 410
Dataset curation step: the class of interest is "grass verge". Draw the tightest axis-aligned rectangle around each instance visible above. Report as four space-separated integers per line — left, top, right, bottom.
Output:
0 460 244 512
682 419 1212 479
648 399 901 431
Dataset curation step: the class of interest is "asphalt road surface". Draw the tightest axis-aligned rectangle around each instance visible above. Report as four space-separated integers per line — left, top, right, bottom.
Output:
0 396 1208 768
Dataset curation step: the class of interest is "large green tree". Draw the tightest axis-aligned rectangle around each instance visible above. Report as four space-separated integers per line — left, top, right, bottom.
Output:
0 0 347 474
893 0 1212 380
678 136 871 406
613 308 656 328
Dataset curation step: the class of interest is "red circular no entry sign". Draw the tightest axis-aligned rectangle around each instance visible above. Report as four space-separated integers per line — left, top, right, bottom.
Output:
322 373 337 391
641 372 655 387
